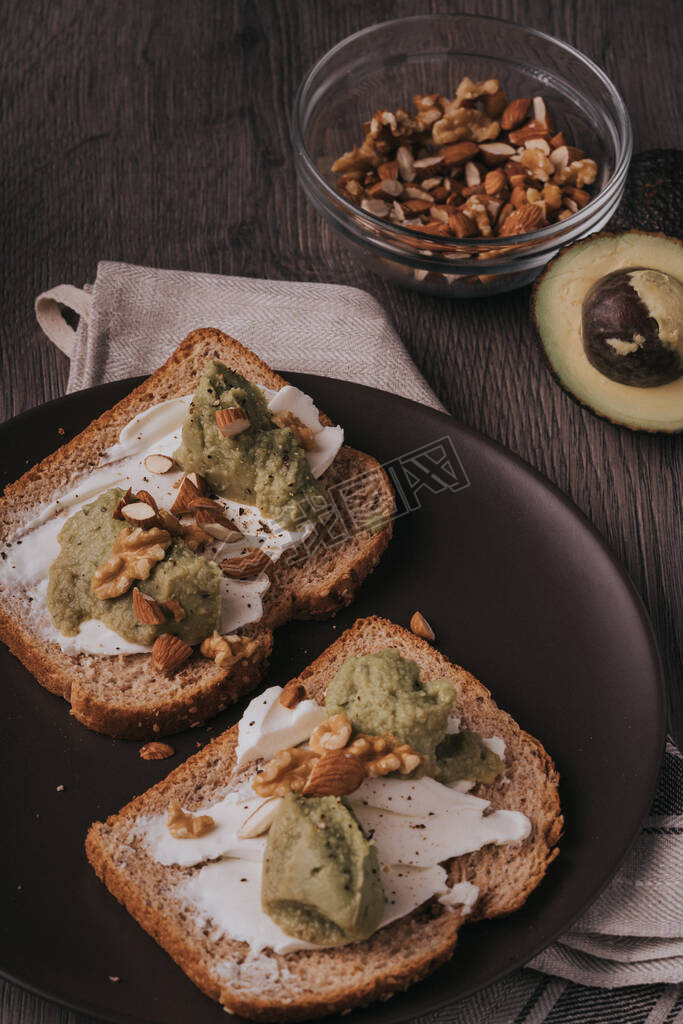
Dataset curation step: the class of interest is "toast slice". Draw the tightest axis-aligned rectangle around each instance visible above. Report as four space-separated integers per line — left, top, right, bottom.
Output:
86 616 562 1021
0 330 393 738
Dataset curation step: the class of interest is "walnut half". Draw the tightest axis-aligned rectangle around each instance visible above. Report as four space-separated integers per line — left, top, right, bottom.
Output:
91 527 171 600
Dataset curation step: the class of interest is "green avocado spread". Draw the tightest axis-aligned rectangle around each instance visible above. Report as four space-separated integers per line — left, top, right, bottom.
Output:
260 650 505 943
324 648 504 785
262 794 385 945
46 488 221 645
174 360 327 528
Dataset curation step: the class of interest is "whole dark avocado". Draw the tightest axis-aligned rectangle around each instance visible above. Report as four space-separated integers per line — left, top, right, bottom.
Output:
608 150 682 237
532 231 683 433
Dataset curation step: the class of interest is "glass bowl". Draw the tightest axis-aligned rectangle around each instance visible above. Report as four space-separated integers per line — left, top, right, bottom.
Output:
292 14 632 298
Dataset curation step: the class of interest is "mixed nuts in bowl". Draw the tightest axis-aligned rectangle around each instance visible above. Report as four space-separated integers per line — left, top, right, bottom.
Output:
293 14 632 297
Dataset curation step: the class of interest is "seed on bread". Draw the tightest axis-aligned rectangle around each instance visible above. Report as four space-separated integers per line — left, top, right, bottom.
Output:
151 634 193 675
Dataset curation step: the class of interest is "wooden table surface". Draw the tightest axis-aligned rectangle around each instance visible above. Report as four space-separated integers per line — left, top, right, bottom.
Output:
1 1 681 1021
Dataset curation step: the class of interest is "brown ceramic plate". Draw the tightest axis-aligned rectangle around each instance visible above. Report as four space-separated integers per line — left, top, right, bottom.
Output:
0 375 665 1024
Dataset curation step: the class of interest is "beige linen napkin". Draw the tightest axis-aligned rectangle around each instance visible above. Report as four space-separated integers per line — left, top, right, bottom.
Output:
35 261 683 1023
36 260 441 406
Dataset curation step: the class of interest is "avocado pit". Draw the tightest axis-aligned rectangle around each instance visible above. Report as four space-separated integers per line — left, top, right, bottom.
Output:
581 268 683 387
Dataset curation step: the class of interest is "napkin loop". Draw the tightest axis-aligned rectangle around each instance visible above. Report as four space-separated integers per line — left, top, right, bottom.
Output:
35 284 92 358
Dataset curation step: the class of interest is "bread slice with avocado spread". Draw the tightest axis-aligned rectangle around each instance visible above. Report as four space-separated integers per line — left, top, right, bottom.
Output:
0 329 394 738
86 616 562 1021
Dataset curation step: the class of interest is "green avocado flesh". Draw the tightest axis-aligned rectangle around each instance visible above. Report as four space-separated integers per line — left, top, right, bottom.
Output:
324 648 504 785
534 231 683 432
47 489 221 645
174 360 327 528
262 794 385 945
435 729 505 784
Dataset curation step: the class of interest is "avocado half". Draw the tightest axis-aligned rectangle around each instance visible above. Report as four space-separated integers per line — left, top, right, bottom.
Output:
533 231 683 432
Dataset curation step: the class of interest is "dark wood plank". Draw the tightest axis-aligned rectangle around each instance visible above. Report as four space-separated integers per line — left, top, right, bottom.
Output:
0 1 681 1020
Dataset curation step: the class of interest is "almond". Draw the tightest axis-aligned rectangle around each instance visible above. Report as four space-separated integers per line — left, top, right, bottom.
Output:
156 509 184 535
161 597 185 622
563 185 590 208
216 406 250 438
532 96 551 128
170 474 206 515
441 141 479 166
508 121 551 145
524 137 551 156
139 741 175 761
279 681 307 709
302 749 366 797
410 610 435 641
510 185 527 208
377 160 399 180
132 587 166 625
376 178 403 198
402 198 431 213
190 497 242 541
500 97 531 131
478 142 516 166
151 634 192 674
448 211 477 238
135 489 159 511
143 453 174 475
497 201 514 228
550 131 568 149
121 502 158 527
484 87 507 118
237 797 283 839
220 548 272 579
549 145 585 171
498 202 546 236
412 155 444 177
180 523 212 552
484 169 507 195
112 487 134 520
464 161 481 187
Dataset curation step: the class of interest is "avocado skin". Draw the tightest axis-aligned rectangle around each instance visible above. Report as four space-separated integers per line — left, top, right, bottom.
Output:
581 269 682 387
609 150 682 237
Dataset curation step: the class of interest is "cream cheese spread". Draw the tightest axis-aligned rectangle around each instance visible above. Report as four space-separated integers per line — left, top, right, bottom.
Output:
138 686 529 955
0 385 344 656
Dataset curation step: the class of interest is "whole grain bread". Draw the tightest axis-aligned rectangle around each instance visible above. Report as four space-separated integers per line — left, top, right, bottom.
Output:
86 615 562 1021
0 330 393 738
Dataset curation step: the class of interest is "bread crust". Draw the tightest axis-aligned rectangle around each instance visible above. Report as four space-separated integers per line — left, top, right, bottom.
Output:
0 330 393 738
86 616 562 1020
